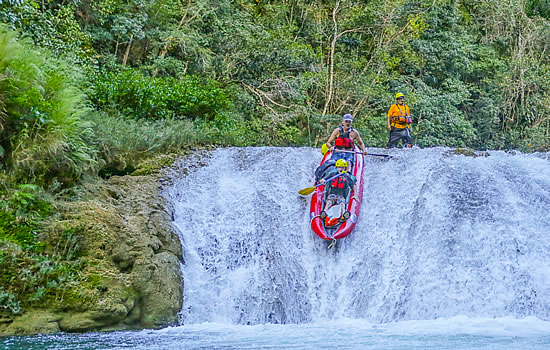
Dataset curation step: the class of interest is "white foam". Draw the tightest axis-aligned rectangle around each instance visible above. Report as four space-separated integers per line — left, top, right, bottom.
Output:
168 147 550 325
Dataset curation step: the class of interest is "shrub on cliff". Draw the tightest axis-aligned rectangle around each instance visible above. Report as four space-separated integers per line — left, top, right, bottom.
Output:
0 184 86 314
0 26 96 189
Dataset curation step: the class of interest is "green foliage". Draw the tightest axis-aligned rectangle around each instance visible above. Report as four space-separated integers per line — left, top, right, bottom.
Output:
526 0 550 19
0 0 92 59
0 245 86 314
0 209 38 250
0 184 52 250
0 182 87 314
0 26 97 188
2 0 548 152
86 111 201 176
0 285 21 314
52 227 86 261
90 67 230 120
86 107 265 176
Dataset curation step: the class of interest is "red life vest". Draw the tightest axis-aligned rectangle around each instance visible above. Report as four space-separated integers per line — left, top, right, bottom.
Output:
334 126 354 150
330 175 347 189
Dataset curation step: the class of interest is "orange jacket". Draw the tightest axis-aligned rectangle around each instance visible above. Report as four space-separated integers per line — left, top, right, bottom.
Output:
387 104 411 129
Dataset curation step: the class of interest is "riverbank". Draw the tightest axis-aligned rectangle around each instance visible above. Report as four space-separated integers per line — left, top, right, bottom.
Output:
1 160 184 336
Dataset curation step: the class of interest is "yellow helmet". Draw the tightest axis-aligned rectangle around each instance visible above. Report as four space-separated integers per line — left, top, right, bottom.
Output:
395 92 404 99
335 159 348 168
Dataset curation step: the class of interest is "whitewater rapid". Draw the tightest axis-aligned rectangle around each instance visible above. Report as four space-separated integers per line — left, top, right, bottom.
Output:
168 147 550 325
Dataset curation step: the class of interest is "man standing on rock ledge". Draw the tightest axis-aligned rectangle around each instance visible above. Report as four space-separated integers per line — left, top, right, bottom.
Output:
387 92 413 148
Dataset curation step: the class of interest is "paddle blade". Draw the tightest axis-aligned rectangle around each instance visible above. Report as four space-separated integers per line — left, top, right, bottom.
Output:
298 186 316 196
321 143 329 155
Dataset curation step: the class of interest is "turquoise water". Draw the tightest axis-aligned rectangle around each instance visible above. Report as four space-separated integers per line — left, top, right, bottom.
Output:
3 317 550 349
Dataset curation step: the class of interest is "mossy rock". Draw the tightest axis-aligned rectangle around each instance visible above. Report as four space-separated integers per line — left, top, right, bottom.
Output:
0 310 61 336
1 172 183 335
446 148 490 158
131 152 189 176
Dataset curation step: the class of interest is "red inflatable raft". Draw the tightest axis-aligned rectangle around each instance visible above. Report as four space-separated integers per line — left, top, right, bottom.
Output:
309 146 365 240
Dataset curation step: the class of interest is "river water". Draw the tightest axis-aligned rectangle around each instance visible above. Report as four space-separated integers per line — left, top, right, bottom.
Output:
2 147 550 349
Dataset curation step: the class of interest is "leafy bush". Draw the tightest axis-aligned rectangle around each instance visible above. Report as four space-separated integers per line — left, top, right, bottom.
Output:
0 0 92 60
0 26 97 188
90 67 230 120
0 184 52 250
0 183 86 314
0 286 21 314
0 244 85 314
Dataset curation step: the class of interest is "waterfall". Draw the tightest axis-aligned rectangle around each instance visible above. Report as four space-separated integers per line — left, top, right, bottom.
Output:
169 147 550 325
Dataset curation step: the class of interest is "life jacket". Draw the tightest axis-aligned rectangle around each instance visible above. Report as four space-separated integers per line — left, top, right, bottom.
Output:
329 173 351 196
330 175 346 189
334 126 354 149
390 104 412 128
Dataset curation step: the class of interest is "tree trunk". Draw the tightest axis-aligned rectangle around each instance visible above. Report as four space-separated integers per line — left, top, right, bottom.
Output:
122 35 134 66
152 0 198 77
322 2 341 117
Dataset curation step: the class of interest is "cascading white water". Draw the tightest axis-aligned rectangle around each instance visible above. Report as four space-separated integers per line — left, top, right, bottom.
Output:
169 147 550 326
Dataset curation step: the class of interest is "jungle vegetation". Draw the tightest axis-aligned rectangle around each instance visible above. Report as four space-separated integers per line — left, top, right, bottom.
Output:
0 0 549 314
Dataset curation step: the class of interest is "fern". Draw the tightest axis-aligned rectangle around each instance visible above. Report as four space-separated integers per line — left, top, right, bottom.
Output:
0 25 97 188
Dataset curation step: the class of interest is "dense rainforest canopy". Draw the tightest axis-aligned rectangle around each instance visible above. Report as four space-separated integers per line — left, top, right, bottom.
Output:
0 0 549 315
0 0 549 185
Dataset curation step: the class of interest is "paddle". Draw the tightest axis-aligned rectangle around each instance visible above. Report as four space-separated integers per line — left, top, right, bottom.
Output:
298 173 342 196
333 149 393 158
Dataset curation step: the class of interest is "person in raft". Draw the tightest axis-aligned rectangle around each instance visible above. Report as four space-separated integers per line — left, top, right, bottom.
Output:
319 159 358 223
324 113 368 171
386 92 413 148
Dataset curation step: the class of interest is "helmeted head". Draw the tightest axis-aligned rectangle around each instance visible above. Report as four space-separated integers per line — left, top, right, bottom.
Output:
395 92 404 100
343 114 353 123
335 159 348 170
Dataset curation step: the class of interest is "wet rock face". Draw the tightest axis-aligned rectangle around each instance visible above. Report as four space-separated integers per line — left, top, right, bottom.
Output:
0 173 184 336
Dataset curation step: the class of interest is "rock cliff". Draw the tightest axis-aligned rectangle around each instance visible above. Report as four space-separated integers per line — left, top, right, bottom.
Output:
0 172 184 335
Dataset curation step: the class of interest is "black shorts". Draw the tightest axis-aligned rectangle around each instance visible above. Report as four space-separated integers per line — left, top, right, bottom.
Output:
388 127 412 148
